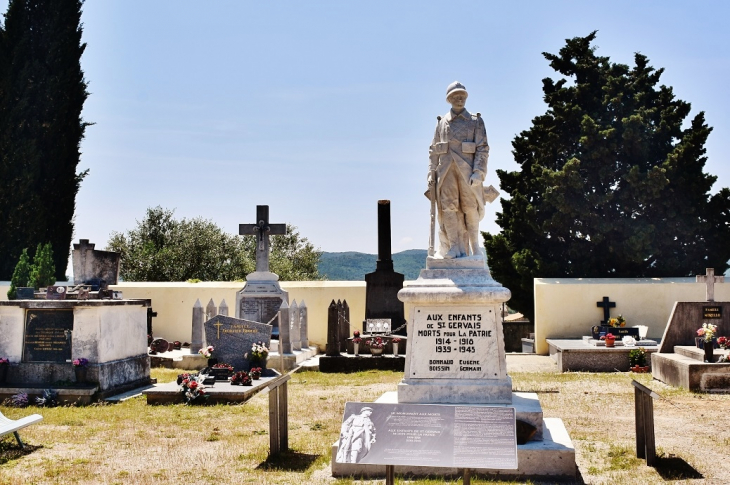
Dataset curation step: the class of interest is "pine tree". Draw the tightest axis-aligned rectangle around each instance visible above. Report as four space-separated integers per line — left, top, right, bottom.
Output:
484 32 730 322
29 242 56 289
7 248 31 299
0 0 90 280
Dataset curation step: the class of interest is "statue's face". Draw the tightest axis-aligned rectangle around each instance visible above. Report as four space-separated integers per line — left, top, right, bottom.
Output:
448 91 467 111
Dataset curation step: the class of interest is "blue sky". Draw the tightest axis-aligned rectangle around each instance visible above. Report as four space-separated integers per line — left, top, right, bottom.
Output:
5 1 730 273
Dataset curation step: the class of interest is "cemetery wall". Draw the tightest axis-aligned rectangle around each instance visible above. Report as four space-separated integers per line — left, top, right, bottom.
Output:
533 277 729 354
110 281 368 349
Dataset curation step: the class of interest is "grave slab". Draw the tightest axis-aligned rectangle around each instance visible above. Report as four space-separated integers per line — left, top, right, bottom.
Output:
652 347 730 392
547 339 659 372
143 369 281 404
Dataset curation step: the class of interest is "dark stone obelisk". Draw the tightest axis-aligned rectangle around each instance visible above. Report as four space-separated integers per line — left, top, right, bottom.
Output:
365 200 406 336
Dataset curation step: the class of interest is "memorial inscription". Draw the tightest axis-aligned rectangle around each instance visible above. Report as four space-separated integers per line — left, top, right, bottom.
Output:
336 402 517 469
23 310 74 363
203 315 272 371
703 306 722 319
410 306 499 379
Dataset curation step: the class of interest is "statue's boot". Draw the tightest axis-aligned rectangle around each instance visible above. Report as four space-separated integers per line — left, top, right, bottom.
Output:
466 212 484 257
442 210 462 259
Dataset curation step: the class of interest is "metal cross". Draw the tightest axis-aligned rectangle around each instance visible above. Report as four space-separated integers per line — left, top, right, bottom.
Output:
696 268 724 302
596 296 616 325
214 321 224 340
239 205 286 273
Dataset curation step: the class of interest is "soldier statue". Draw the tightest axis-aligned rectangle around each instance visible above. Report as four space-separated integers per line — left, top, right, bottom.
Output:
427 81 491 260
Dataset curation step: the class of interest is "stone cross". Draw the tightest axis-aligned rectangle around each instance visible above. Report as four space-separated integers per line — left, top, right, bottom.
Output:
239 205 286 273
696 268 724 302
596 296 616 325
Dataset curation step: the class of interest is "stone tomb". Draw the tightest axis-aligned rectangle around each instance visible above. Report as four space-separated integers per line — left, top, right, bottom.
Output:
652 301 730 391
203 315 272 372
0 299 152 403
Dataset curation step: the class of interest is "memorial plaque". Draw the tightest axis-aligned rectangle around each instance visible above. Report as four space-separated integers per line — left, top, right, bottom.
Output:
409 306 500 379
23 310 74 363
590 326 640 340
336 402 517 469
703 306 722 319
204 315 272 371
240 297 282 324
45 285 67 300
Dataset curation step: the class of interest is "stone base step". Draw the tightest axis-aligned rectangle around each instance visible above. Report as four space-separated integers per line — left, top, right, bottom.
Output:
652 349 730 391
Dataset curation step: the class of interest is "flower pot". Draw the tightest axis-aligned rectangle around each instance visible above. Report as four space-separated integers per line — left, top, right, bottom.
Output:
74 366 88 384
251 373 261 380
705 341 714 362
393 343 399 357
631 365 650 373
370 347 384 356
0 365 8 384
354 343 359 356
605 338 615 348
250 358 267 372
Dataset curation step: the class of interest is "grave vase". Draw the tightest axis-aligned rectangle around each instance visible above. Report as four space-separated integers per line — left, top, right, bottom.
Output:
704 341 714 363
370 347 384 356
250 358 267 372
0 365 8 384
604 338 615 348
393 342 399 357
354 342 359 356
74 366 88 384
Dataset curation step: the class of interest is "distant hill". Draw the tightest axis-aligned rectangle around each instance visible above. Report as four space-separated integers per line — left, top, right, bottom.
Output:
318 249 427 281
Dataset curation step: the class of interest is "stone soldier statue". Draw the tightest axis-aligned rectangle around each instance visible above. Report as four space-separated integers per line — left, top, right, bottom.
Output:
427 81 490 259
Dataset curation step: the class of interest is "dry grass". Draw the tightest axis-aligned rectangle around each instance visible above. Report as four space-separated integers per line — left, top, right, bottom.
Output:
0 367 728 484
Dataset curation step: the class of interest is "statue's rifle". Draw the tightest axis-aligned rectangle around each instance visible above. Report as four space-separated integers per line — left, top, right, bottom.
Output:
428 169 437 257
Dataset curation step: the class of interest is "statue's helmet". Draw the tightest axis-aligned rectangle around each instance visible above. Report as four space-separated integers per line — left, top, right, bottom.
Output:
446 81 468 101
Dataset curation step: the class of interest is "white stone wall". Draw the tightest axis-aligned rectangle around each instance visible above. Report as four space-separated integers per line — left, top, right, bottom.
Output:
533 277 730 354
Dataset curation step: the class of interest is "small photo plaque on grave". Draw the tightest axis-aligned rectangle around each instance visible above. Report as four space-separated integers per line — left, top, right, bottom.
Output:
702 306 722 319
45 286 67 300
336 402 517 469
23 310 74 363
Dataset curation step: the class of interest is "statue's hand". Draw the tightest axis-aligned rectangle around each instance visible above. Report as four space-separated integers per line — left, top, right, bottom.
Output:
427 173 434 187
469 174 481 186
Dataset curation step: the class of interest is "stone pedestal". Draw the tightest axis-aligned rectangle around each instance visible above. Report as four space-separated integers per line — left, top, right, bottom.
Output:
235 271 288 338
397 259 512 404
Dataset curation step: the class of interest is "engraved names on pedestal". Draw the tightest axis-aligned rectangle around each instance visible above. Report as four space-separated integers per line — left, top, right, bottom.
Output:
410 307 501 380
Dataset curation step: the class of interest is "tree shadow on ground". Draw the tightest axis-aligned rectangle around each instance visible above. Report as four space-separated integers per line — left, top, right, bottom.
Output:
0 440 43 465
654 455 703 480
256 450 320 472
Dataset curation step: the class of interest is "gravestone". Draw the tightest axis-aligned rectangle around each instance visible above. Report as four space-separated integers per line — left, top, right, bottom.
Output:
236 205 289 337
326 300 341 356
659 301 730 353
203 315 272 371
365 200 406 336
290 300 301 351
23 309 73 362
72 239 121 286
299 300 309 348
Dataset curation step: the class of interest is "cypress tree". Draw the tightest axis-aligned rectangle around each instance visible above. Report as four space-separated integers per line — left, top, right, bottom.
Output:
0 0 90 280
7 248 31 299
29 241 55 288
484 32 730 322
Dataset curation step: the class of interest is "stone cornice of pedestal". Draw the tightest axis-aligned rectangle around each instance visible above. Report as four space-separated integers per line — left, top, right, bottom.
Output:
245 271 280 282
399 268 511 304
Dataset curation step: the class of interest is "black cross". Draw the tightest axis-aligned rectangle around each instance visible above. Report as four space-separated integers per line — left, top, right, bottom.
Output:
596 296 616 325
239 205 286 273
